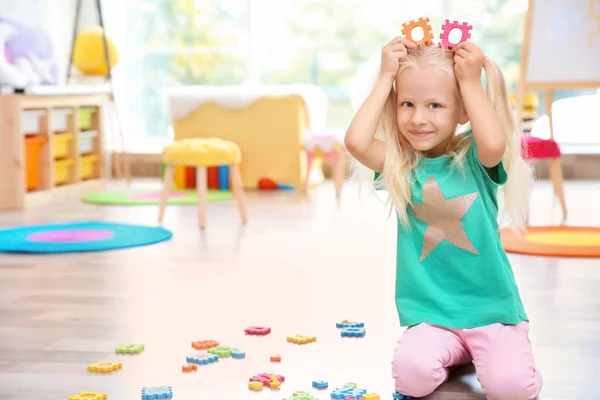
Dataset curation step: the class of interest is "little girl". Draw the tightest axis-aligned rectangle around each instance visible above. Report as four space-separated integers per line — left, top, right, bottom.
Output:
345 37 543 399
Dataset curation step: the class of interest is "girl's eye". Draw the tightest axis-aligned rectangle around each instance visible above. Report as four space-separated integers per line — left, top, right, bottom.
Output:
429 103 441 109
401 102 413 108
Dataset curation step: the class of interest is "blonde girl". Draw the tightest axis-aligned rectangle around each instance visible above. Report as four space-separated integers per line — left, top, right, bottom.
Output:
345 37 542 399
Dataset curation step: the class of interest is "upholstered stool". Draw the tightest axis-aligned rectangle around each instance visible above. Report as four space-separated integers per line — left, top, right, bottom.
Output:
303 132 347 198
158 138 247 229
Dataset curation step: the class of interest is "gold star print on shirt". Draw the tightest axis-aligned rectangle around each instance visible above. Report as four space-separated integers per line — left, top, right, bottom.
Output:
411 177 479 261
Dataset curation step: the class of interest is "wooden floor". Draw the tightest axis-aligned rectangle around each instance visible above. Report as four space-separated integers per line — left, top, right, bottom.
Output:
0 178 599 400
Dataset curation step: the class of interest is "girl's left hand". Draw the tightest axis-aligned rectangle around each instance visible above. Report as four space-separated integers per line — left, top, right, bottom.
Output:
454 42 485 84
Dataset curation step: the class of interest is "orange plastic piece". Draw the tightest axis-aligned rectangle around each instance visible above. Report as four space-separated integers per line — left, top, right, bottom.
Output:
249 381 264 391
401 17 434 46
87 360 122 373
24 135 47 191
182 363 198 372
287 335 316 344
192 340 219 350
270 354 281 362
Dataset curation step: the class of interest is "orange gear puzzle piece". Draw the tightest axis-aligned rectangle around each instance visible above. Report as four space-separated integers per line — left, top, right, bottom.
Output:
401 17 434 46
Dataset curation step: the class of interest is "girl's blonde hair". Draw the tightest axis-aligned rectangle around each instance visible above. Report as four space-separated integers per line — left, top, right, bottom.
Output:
371 45 531 229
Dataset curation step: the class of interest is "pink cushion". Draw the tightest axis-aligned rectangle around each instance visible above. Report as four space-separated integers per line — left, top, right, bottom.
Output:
521 136 561 159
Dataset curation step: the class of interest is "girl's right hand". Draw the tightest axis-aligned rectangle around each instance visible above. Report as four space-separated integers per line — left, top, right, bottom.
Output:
380 36 416 80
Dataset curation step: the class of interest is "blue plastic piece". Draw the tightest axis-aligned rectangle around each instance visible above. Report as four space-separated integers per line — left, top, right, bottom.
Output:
341 327 366 337
218 165 229 190
276 183 295 190
336 321 364 328
186 353 219 364
231 350 246 359
312 380 328 389
141 386 173 399
330 386 367 399
393 391 411 399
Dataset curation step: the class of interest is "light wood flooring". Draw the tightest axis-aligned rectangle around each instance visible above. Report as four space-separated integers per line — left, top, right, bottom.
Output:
0 178 599 400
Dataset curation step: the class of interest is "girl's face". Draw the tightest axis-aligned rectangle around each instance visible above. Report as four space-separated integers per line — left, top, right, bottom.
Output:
395 64 469 158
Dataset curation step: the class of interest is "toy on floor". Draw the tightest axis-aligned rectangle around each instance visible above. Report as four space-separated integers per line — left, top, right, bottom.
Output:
186 353 219 365
182 363 197 372
141 386 173 399
393 390 412 399
336 320 364 328
116 344 144 354
249 373 285 390
87 360 123 373
363 394 381 399
341 327 366 338
312 380 328 389
207 345 239 358
258 177 295 191
270 354 281 362
330 383 367 399
284 391 320 400
231 350 246 358
287 335 317 344
68 392 107 400
244 326 271 335
191 339 219 350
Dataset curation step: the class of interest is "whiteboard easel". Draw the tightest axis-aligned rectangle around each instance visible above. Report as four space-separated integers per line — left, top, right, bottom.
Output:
515 0 600 222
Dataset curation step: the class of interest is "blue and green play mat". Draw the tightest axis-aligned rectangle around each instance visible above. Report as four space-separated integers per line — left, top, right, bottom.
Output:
81 189 231 205
0 221 172 253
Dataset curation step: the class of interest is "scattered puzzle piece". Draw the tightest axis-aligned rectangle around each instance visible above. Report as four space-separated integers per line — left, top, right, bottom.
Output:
336 320 364 328
186 353 219 365
401 17 434 46
231 350 246 359
182 363 197 372
341 327 366 337
250 372 285 387
207 345 238 358
331 383 367 399
141 386 173 399
68 392 107 400
249 381 264 391
287 335 316 344
87 360 123 373
283 391 319 400
244 326 271 335
439 19 473 50
115 344 144 354
191 340 219 350
312 380 328 389
269 374 281 388
270 354 281 362
363 393 381 399
393 390 412 399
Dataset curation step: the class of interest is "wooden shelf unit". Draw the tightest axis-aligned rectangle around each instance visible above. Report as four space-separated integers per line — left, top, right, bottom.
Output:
0 93 110 210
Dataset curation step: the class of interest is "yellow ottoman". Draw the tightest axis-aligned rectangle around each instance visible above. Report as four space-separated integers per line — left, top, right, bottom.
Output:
159 138 247 229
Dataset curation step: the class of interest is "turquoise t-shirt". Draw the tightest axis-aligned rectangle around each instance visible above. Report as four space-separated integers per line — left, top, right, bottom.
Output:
381 136 528 329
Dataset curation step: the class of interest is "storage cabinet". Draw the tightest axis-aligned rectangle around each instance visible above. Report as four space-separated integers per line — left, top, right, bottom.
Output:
0 93 109 210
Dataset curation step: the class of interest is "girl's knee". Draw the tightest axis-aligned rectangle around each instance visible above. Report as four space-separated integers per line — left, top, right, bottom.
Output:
391 354 447 397
481 369 542 400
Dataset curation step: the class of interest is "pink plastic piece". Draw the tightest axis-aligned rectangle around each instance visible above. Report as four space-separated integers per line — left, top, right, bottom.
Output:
439 19 473 50
244 326 271 335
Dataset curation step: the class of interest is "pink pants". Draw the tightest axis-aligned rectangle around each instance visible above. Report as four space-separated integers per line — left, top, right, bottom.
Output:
392 321 542 399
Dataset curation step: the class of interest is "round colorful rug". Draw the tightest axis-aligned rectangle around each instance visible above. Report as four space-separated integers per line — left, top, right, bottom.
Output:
0 221 172 253
81 189 231 205
501 226 600 258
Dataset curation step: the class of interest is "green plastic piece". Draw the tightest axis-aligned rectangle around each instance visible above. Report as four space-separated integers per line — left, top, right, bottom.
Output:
283 391 319 400
207 345 237 358
115 344 144 354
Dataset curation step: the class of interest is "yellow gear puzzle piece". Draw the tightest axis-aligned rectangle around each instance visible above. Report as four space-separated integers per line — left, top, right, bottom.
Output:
249 381 264 391
87 360 123 373
68 392 108 400
286 335 317 344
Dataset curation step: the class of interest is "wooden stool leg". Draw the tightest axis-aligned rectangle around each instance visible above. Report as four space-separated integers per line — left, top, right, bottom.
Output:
196 167 207 229
158 165 174 224
303 153 314 194
549 157 567 222
333 152 345 199
229 164 248 224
